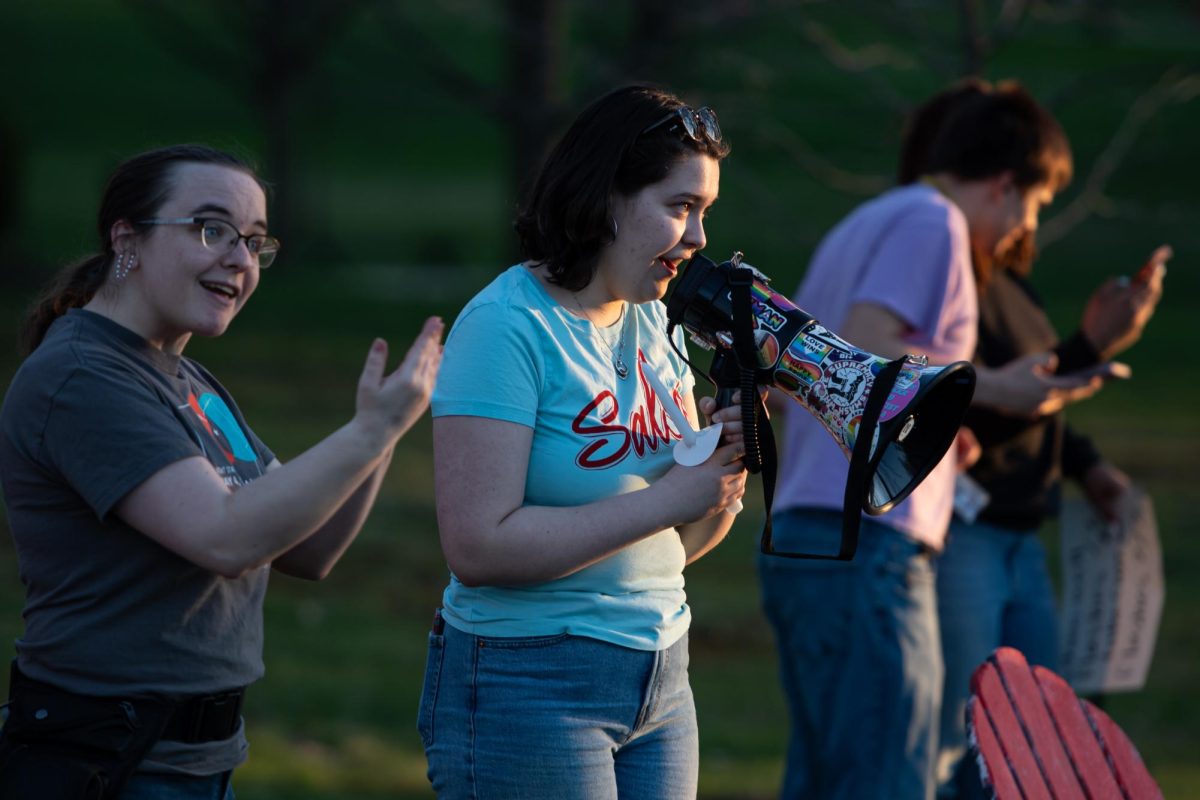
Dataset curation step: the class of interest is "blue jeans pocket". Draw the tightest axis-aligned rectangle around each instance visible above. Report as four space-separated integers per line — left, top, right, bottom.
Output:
475 632 570 650
417 633 445 750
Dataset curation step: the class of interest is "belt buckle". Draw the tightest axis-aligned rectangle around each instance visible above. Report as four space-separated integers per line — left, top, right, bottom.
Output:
187 688 244 742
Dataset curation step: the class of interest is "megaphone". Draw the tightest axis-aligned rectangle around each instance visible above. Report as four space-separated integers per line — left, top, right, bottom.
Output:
666 252 976 560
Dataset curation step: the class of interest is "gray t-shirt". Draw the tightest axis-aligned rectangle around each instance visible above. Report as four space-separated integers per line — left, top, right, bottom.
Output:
0 309 275 773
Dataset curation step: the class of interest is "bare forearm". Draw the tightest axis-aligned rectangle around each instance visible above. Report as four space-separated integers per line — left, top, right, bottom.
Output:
272 447 395 580
442 485 685 587
211 422 391 569
679 512 737 564
434 416 740 587
121 420 393 577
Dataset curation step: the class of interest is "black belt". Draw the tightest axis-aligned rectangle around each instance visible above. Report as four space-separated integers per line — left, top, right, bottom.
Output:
7 663 244 745
160 687 246 744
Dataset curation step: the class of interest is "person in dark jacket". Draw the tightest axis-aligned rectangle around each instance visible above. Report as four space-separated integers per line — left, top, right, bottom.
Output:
898 79 1166 799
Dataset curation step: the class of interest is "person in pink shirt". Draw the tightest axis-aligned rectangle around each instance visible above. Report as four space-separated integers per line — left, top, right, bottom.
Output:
759 83 1086 800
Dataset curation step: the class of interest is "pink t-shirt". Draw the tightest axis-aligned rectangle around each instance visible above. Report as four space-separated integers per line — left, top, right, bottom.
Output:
775 184 977 549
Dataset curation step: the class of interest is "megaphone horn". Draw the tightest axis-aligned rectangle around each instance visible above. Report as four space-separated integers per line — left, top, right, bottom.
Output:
666 253 976 559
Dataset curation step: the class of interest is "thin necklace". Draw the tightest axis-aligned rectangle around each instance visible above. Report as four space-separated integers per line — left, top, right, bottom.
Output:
573 294 630 380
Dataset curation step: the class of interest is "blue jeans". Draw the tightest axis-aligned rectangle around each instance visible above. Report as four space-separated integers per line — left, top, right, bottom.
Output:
758 508 942 800
418 621 698 799
119 771 234 799
935 517 1058 799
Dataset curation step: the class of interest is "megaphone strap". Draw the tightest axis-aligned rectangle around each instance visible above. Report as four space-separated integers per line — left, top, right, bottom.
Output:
759 356 905 561
729 269 767 474
839 356 906 558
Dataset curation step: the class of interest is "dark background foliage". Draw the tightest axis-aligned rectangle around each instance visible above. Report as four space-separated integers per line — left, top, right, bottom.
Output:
2 2 1197 796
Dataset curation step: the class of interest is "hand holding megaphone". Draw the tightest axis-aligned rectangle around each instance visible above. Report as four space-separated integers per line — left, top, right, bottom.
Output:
666 252 977 559
643 367 743 516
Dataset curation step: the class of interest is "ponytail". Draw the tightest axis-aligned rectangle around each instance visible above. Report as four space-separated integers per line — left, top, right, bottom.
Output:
19 254 112 355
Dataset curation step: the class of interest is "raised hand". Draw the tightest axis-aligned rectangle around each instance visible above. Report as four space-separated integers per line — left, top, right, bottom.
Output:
355 316 444 444
1080 246 1168 360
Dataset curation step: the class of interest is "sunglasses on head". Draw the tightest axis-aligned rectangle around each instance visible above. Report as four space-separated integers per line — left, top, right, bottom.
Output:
641 105 722 145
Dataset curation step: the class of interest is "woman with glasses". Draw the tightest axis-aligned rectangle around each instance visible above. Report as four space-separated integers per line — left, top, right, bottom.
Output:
422 85 745 798
0 144 443 799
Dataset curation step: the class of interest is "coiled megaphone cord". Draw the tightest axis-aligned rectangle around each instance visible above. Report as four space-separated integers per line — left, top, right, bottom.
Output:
740 364 764 474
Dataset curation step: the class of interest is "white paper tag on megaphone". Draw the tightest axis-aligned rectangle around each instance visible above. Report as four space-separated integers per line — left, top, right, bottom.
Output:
643 367 742 515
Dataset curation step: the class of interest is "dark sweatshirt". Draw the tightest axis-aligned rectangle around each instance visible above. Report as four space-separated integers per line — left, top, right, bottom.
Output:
964 269 1104 530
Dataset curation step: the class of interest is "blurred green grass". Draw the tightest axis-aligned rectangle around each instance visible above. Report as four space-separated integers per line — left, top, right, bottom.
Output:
2 1 1198 797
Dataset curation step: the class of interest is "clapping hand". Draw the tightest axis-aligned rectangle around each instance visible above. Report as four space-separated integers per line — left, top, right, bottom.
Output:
355 317 445 444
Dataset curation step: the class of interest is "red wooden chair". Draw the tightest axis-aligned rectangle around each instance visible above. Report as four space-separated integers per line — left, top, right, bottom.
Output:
967 646 1162 799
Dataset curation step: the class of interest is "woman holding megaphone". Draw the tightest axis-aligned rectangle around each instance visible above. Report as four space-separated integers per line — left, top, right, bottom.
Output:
423 85 747 798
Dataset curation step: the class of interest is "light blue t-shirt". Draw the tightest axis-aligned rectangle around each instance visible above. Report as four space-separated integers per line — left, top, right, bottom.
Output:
432 265 698 651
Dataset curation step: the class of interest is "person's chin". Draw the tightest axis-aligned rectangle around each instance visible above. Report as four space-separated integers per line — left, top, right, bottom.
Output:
194 313 237 339
646 282 671 303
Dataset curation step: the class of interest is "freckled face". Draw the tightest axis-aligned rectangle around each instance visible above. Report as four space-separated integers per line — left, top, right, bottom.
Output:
593 153 720 305
125 163 268 354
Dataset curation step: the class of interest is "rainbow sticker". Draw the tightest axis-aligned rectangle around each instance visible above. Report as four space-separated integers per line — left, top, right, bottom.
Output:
756 331 780 368
780 357 822 387
774 368 802 394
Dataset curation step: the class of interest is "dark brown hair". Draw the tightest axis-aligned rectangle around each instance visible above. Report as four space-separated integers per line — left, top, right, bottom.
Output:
913 80 1073 193
898 78 993 185
514 85 731 292
19 144 264 355
898 79 1071 285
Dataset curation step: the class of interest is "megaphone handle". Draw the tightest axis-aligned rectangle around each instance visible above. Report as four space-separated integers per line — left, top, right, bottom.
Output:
710 349 742 410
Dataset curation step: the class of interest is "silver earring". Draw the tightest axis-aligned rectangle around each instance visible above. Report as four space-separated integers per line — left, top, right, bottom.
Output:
114 252 135 281
610 216 619 237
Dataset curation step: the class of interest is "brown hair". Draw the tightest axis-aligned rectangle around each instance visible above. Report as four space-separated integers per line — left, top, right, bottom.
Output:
514 85 730 292
899 80 1071 286
898 78 993 185
19 144 264 355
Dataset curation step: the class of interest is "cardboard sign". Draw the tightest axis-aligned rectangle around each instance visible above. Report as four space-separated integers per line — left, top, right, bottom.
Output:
1057 487 1164 694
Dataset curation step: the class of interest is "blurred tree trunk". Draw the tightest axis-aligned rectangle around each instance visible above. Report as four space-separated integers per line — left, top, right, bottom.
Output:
382 0 699 245
958 0 986 76
505 0 565 205
0 117 28 287
626 0 684 81
126 0 370 258
254 0 298 249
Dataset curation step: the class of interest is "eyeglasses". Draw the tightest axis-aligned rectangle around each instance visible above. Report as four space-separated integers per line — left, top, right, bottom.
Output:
641 105 722 145
137 217 281 268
